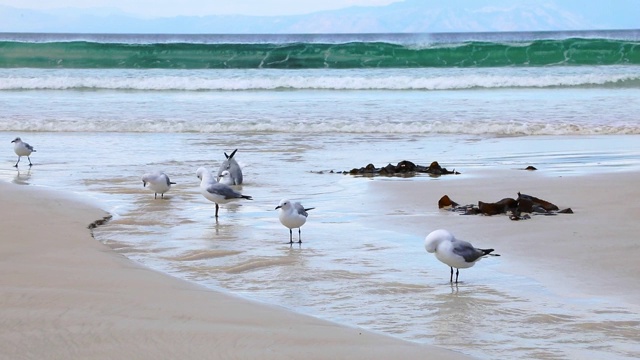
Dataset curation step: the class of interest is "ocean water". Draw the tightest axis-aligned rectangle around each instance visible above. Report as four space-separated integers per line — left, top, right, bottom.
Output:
1 31 640 359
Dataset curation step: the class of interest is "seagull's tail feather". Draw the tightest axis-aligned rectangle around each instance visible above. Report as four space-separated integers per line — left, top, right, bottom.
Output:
170 182 177 185
304 207 315 212
225 149 238 159
241 195 253 200
481 248 500 257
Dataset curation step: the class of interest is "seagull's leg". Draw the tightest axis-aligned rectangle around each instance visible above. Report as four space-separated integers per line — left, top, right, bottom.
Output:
27 156 32 166
298 228 302 244
215 203 219 218
161 193 164 199
455 268 460 284
154 193 158 199
289 229 293 244
449 267 454 283
14 157 20 167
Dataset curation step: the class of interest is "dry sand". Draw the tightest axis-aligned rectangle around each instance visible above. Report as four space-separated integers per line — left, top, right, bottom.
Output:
367 169 640 305
0 182 470 360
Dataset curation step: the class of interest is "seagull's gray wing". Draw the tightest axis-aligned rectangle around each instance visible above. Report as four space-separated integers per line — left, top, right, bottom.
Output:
452 239 486 263
206 182 247 200
206 183 235 198
293 202 314 217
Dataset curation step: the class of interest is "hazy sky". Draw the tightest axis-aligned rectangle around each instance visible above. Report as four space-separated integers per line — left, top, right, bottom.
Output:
2 0 637 33
0 0 401 17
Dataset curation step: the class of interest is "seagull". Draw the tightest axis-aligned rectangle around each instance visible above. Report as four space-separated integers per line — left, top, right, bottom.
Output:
196 167 252 218
424 229 499 283
11 137 36 167
142 172 176 199
217 149 243 185
275 199 314 244
217 170 235 186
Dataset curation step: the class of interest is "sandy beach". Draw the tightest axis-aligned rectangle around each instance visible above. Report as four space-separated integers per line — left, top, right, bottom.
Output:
2 28 639 360
0 181 471 360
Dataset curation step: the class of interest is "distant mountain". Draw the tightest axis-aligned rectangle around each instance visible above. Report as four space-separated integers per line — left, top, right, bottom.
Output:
0 0 638 34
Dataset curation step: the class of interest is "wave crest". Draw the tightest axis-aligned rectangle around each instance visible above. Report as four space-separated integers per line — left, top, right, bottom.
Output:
1 37 639 69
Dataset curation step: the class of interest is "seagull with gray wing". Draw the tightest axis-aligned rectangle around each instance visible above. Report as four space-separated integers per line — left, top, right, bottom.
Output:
197 167 252 218
142 172 176 199
11 137 36 167
217 149 243 185
275 199 314 244
425 229 499 283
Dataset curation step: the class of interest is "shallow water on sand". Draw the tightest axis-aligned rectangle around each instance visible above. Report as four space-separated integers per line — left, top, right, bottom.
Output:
2 131 640 359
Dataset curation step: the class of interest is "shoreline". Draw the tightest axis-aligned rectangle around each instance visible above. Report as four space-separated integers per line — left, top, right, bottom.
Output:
0 181 470 360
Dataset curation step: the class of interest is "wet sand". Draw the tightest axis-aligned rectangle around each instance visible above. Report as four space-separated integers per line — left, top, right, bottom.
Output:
0 181 470 360
367 169 640 305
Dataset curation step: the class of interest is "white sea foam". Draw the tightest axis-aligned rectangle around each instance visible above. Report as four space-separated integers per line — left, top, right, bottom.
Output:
1 67 638 91
1 66 639 136
1 117 638 135
1 73 637 91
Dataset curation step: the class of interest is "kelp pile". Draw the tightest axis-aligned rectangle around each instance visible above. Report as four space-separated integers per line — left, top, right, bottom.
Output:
439 192 573 221
344 160 459 177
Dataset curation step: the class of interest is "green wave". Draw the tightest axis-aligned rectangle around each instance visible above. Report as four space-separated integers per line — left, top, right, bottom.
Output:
1 38 638 69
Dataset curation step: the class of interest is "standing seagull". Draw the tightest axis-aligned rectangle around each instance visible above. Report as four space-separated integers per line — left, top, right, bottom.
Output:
197 167 252 218
142 172 176 199
11 137 36 167
424 229 499 284
275 199 314 244
217 149 243 185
